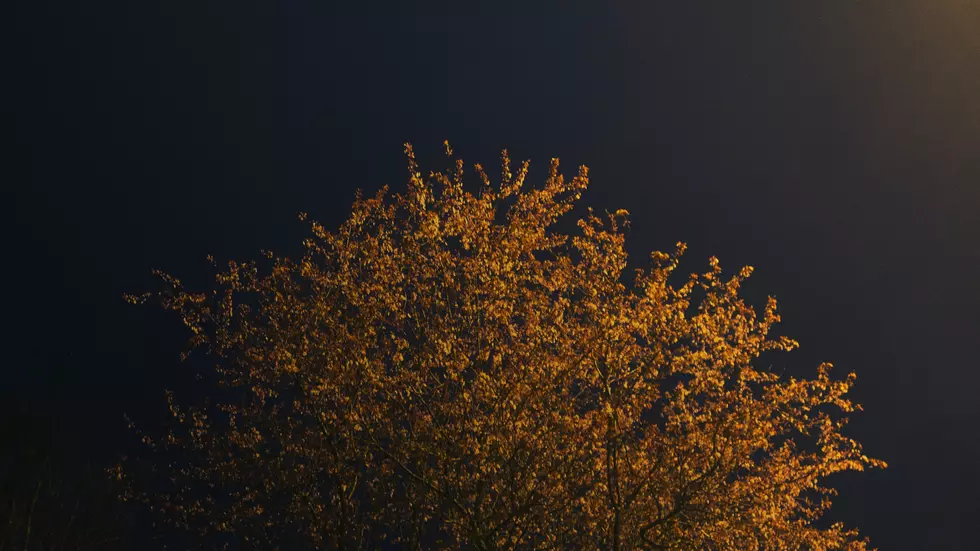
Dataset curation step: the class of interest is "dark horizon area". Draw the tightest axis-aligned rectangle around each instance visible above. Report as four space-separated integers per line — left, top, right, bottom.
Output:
7 1 980 549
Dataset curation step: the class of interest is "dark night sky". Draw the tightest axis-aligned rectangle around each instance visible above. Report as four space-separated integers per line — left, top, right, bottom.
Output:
6 1 980 549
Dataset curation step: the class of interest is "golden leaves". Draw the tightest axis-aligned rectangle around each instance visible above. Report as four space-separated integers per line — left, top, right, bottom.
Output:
124 143 884 551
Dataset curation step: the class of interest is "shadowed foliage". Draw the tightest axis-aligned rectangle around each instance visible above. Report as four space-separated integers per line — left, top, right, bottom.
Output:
2 455 128 551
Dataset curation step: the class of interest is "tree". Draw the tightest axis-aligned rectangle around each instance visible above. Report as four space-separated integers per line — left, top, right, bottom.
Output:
2 456 128 551
119 143 885 550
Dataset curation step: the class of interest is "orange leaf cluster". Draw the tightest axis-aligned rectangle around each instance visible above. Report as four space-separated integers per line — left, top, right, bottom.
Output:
120 143 884 550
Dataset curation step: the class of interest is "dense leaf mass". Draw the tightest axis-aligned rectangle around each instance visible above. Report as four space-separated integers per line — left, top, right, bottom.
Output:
119 144 884 550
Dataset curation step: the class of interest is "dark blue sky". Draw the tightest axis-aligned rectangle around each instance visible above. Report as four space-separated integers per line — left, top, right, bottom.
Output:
8 1 980 548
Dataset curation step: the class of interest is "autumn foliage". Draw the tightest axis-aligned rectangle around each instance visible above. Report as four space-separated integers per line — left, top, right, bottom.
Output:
119 143 884 550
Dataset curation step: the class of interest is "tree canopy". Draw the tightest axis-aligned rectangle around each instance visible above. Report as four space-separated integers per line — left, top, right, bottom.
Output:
119 143 884 550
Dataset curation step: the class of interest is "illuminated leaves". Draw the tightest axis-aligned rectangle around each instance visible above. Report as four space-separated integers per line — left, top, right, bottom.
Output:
122 143 884 550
